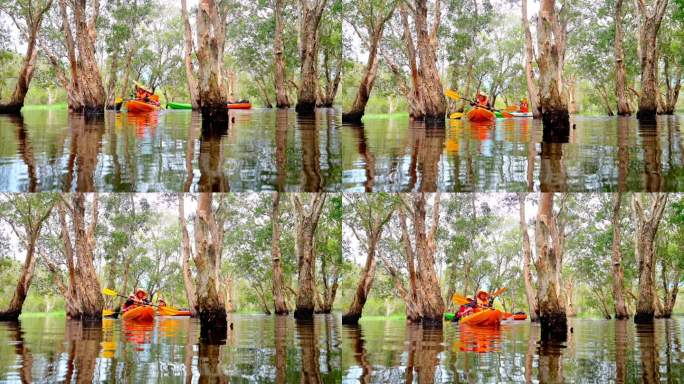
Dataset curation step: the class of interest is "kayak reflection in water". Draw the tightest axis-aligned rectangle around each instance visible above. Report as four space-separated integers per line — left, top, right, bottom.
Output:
455 324 503 353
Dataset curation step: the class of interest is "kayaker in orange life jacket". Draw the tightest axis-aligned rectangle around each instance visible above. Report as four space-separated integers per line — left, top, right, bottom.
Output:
134 84 160 106
472 92 491 109
122 288 150 312
519 98 529 113
476 290 492 308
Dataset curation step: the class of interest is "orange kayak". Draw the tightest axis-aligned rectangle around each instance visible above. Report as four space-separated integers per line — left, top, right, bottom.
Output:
460 308 503 327
122 306 155 322
126 100 160 113
158 306 192 316
513 313 528 321
467 107 496 122
227 102 251 109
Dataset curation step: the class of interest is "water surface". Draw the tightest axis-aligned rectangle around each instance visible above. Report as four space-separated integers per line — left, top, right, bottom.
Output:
341 317 684 383
341 116 684 192
0 108 340 192
0 314 341 382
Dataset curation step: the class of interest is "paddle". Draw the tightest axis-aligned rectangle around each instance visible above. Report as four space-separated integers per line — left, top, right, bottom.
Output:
452 288 508 307
445 89 514 118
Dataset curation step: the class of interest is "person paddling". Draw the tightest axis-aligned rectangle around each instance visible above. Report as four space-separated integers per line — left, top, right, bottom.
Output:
519 98 529 113
476 290 492 308
472 92 491 109
122 288 150 312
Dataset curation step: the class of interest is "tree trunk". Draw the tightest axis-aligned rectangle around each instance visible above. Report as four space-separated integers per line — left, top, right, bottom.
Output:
412 0 446 123
662 57 682 115
181 0 201 109
612 192 630 319
632 194 668 323
296 0 327 115
196 0 228 122
194 193 227 337
0 5 48 114
274 0 290 108
0 205 53 320
272 192 289 315
342 231 380 324
518 193 539 322
105 52 119 109
72 193 104 321
521 0 541 119
537 0 569 128
225 275 235 313
179 194 198 317
614 0 632 116
291 193 327 320
535 193 567 340
73 0 106 114
342 12 392 123
635 0 669 120
413 193 445 326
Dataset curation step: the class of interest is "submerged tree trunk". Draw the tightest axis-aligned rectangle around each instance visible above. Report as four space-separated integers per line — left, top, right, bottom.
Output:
518 193 539 322
614 0 632 116
194 193 227 337
535 193 567 340
342 205 394 324
0 201 54 320
272 192 289 315
412 0 446 123
73 0 106 114
274 0 290 108
612 193 630 319
414 194 445 326
179 194 198 317
181 0 201 109
521 0 541 119
69 193 104 321
291 193 327 320
296 0 327 115
196 0 228 122
342 8 395 123
635 0 668 120
632 194 668 323
537 0 569 128
0 1 52 114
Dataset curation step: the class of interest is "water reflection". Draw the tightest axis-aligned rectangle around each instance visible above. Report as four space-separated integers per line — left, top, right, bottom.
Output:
341 318 684 383
341 116 684 192
0 314 341 382
0 108 340 192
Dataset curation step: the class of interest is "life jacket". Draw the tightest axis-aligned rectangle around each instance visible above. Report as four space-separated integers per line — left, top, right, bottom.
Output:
520 101 529 113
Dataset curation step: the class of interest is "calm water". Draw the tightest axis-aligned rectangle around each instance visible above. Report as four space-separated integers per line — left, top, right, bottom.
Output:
341 317 684 383
0 314 341 383
0 108 341 192
341 116 684 192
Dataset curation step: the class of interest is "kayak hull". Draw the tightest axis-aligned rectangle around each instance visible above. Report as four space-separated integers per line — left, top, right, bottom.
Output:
126 100 160 113
513 313 528 321
467 108 496 122
460 309 503 327
511 112 533 118
227 102 251 109
158 306 192 316
122 306 155 322
167 102 192 110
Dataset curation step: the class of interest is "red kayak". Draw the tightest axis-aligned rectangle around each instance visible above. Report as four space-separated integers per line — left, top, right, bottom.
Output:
227 102 251 109
467 107 496 122
122 305 155 322
126 100 160 113
460 308 503 327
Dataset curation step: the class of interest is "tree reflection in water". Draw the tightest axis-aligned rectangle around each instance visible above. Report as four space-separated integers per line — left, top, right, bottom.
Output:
64 320 102 383
296 319 323 384
298 115 322 192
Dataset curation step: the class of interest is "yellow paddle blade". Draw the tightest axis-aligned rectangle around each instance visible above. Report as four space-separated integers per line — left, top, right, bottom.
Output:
505 105 518 112
102 288 118 297
445 89 461 101
102 309 114 317
452 293 470 305
449 112 463 120
491 287 508 297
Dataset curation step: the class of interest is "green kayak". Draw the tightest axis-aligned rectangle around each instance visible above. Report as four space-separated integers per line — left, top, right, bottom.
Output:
444 312 456 321
167 102 192 110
